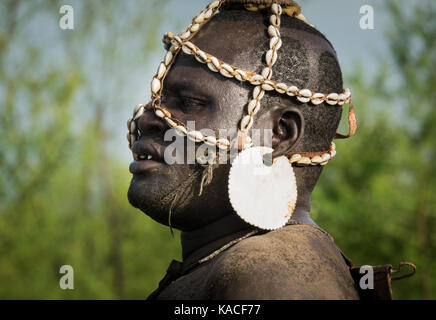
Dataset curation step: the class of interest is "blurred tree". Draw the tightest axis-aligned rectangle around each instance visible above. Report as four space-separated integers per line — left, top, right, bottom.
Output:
0 0 180 299
313 0 436 299
385 0 436 299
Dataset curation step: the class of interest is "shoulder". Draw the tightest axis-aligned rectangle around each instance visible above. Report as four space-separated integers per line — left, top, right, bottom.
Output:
206 224 360 299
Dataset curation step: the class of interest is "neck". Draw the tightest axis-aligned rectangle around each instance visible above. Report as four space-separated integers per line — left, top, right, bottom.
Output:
180 213 252 260
180 195 315 263
292 195 317 226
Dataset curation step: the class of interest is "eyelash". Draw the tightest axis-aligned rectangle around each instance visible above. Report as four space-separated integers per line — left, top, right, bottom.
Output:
162 92 205 111
182 97 203 108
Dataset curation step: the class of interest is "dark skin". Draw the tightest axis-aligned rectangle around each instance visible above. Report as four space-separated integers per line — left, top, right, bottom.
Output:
128 12 359 299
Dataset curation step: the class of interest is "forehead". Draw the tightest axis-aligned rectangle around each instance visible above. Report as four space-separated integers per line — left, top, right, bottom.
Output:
192 11 336 68
165 10 338 97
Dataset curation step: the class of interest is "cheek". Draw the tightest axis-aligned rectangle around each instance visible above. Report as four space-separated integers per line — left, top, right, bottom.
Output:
207 84 250 133
172 163 234 229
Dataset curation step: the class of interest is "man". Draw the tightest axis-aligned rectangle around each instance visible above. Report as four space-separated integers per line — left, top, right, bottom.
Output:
127 0 400 299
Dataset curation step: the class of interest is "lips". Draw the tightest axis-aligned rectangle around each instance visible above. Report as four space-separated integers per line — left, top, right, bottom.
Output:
129 139 165 175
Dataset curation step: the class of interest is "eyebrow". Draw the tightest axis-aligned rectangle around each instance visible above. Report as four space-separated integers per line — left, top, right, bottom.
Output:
164 68 213 101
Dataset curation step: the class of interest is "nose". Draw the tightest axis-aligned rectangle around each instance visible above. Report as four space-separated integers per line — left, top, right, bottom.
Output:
137 104 167 138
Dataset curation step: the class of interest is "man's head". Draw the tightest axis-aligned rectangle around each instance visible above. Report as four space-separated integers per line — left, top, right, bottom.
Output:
128 3 344 231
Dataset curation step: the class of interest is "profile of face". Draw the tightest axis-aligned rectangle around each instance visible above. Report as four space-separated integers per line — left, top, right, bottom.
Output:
128 10 342 231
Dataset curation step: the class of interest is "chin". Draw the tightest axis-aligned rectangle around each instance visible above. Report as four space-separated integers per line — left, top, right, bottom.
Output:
127 162 234 230
127 165 201 228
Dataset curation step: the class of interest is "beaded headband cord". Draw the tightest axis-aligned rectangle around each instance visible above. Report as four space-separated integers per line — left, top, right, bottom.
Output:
127 0 357 166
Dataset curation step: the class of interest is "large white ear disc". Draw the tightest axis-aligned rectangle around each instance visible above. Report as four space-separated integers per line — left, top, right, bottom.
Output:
228 146 298 230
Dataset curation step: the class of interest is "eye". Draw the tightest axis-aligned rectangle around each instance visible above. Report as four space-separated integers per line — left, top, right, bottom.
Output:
161 89 207 112
180 96 206 111
182 96 203 106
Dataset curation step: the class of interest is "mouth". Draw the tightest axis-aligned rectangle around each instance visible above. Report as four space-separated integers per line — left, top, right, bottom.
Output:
129 139 165 175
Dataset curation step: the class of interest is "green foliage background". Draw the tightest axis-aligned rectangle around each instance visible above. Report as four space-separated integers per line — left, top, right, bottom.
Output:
0 0 435 299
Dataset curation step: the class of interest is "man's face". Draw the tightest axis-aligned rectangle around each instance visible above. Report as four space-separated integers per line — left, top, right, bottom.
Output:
127 11 338 230
128 17 260 231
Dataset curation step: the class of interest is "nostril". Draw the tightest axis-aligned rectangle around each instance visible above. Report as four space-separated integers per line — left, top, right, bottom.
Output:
137 109 167 137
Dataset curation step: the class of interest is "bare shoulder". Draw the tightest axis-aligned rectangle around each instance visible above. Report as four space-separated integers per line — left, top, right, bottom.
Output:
206 224 360 299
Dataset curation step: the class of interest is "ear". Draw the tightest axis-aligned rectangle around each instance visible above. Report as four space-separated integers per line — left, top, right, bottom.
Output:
271 106 305 159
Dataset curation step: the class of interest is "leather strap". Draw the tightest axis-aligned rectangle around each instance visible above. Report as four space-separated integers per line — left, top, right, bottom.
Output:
391 262 417 281
335 100 357 139
290 143 335 158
